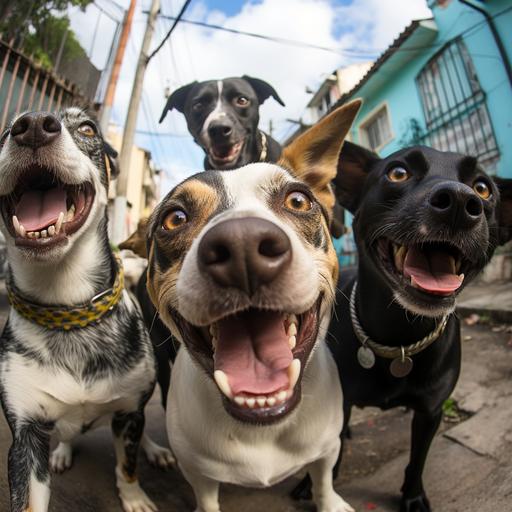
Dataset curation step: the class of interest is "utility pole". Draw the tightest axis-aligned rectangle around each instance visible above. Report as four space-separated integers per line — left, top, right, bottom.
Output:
100 0 136 134
112 0 160 244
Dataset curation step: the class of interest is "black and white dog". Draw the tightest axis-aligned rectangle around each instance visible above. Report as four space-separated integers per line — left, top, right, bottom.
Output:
159 76 285 170
0 108 172 512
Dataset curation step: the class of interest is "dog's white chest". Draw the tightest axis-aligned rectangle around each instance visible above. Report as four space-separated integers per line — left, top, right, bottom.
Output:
167 344 343 487
1 349 150 440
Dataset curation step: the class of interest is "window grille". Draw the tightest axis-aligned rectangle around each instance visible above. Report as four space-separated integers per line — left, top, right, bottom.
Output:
416 38 499 172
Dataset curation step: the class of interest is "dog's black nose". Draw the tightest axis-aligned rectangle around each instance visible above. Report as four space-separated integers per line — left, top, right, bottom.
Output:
198 217 292 295
11 112 61 149
208 121 233 142
428 182 483 228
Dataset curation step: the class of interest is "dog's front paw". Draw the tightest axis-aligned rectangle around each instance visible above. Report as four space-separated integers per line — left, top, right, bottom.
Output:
50 442 73 473
141 435 175 469
317 492 355 512
400 492 431 512
117 478 158 512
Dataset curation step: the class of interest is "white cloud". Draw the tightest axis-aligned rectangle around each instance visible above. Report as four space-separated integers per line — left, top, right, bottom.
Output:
69 0 432 192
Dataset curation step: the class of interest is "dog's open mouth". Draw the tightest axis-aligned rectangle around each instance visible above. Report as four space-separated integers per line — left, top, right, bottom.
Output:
208 140 243 166
376 238 469 297
0 166 95 249
174 297 321 423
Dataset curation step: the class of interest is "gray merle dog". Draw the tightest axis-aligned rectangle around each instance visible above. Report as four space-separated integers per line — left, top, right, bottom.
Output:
0 108 173 512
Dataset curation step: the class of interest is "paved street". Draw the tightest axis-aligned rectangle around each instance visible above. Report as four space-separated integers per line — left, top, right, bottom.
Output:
0 288 511 511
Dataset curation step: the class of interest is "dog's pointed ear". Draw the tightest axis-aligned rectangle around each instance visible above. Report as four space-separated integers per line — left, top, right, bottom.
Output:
159 81 198 122
242 75 285 106
279 99 362 217
334 141 379 214
119 218 149 258
104 141 119 180
495 177 512 245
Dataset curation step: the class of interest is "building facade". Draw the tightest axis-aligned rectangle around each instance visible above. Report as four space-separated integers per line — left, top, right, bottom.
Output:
333 0 511 178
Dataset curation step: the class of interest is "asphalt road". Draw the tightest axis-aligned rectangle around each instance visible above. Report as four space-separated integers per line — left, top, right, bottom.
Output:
0 298 511 512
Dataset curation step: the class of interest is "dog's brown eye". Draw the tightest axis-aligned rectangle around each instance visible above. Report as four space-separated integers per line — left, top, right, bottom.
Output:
387 166 409 183
235 96 250 107
284 191 312 212
163 210 188 230
78 123 95 137
473 180 491 200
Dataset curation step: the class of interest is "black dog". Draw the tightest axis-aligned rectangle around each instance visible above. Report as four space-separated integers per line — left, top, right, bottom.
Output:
293 142 512 511
159 76 284 170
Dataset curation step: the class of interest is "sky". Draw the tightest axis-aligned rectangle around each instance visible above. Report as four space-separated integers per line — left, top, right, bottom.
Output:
68 0 432 192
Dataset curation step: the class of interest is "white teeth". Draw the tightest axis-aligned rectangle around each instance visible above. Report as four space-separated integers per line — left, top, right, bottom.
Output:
48 225 55 236
287 323 297 337
41 229 47 238
34 231 40 239
12 216 27 238
55 212 64 234
213 370 233 399
246 397 256 408
256 397 266 407
66 204 75 222
288 359 301 390
234 396 245 406
288 314 298 326
266 397 276 407
27 232 35 238
394 245 407 273
276 390 287 403
458 273 465 282
288 335 296 350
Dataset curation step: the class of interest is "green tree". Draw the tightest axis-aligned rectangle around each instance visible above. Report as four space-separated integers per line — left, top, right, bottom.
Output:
0 1 93 69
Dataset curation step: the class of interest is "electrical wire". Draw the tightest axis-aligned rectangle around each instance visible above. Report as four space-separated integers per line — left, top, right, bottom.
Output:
153 5 512 59
147 0 194 61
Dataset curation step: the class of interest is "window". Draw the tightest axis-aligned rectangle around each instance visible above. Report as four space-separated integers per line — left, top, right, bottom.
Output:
359 104 393 151
416 38 499 171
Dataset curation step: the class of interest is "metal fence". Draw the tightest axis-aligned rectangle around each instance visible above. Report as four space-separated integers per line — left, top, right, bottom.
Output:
0 38 93 132
416 37 500 172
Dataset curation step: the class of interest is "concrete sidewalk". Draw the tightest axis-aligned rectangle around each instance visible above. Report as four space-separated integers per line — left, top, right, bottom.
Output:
457 279 512 323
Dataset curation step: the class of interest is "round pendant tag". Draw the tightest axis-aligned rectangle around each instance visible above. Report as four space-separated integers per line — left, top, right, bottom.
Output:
390 356 413 378
357 346 376 369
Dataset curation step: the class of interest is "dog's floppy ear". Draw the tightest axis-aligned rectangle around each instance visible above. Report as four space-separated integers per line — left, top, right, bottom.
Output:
280 99 362 218
159 81 198 122
495 177 512 245
242 75 285 106
103 141 119 180
334 141 379 214
119 218 149 258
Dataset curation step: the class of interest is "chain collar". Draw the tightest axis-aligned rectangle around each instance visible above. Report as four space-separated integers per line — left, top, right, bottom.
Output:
259 131 268 162
349 280 449 361
6 257 124 330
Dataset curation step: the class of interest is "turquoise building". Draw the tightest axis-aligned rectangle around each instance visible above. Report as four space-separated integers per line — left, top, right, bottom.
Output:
334 0 512 178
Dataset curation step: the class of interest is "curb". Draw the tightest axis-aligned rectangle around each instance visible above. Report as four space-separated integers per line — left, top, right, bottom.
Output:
456 305 512 324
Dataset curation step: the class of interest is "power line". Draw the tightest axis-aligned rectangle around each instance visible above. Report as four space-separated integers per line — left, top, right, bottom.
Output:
147 0 194 61
152 5 512 58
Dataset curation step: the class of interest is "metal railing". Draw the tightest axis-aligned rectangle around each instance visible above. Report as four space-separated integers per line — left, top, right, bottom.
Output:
0 38 92 132
416 37 500 171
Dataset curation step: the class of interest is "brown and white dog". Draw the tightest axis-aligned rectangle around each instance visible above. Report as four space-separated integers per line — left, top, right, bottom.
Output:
142 100 362 511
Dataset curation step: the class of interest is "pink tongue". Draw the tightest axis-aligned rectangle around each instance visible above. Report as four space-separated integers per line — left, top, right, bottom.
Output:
214 310 293 395
15 188 67 231
403 247 462 296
